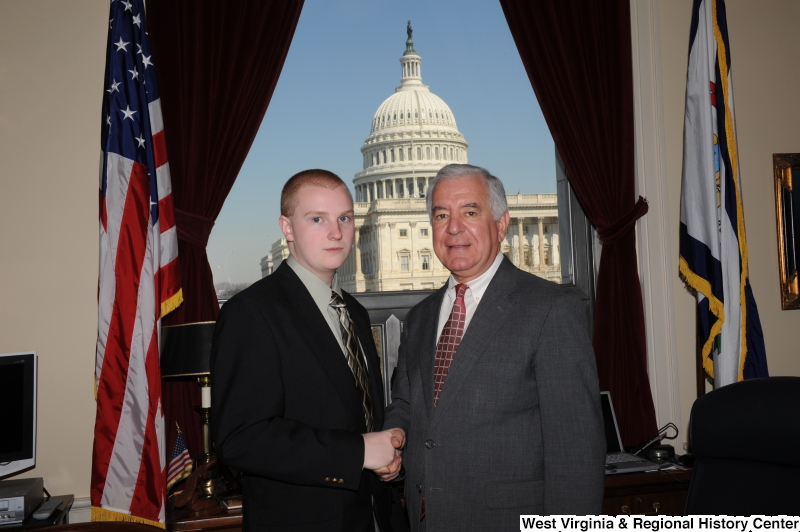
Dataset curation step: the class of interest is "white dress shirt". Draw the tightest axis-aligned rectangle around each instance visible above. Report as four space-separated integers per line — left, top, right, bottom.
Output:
435 252 505 344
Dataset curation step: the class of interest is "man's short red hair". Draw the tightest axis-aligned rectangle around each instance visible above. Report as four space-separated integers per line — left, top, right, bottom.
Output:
280 169 350 217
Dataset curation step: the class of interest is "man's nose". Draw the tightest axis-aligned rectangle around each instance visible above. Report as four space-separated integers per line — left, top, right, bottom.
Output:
329 222 343 240
446 216 463 235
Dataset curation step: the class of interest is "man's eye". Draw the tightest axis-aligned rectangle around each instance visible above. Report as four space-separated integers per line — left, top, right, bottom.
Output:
312 217 322 223
435 213 447 220
465 211 477 217
339 215 351 222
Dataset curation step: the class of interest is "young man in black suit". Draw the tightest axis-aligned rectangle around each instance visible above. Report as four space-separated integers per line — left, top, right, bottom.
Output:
211 169 402 532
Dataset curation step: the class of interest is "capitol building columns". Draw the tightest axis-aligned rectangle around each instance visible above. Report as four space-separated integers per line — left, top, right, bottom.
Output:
256 26 563 290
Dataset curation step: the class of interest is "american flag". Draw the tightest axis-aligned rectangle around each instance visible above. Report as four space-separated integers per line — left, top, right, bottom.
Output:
91 0 182 526
167 427 193 491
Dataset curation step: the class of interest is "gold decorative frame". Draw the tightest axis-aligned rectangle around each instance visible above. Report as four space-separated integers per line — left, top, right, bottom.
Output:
774 154 800 309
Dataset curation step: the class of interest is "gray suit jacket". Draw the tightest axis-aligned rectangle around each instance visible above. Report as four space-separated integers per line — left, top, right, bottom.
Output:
384 257 605 530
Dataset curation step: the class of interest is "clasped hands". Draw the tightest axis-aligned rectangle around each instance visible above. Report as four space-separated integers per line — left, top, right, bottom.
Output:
362 428 405 482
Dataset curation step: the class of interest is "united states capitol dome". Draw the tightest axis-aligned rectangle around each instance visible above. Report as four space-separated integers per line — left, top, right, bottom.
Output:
353 23 469 202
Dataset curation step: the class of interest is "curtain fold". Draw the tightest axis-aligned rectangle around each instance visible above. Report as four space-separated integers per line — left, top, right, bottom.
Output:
500 0 657 446
146 0 305 457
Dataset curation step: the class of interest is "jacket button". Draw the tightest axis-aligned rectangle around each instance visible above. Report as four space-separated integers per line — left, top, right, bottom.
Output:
425 439 435 449
324 477 330 482
338 479 344 484
332 478 338 482
415 484 422 493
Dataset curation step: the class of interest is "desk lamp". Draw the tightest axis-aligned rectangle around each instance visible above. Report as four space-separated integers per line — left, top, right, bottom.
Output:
160 321 226 498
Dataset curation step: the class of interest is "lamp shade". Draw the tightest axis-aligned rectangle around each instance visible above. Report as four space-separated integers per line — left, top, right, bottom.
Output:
160 322 216 378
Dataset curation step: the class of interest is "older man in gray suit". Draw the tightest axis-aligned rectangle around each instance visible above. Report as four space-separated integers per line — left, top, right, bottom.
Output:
377 164 605 530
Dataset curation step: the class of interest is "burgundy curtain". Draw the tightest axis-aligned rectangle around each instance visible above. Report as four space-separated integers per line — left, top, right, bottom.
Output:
500 0 656 446
146 0 305 457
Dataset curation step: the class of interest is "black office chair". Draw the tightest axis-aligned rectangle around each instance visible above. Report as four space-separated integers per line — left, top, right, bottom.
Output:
684 376 800 515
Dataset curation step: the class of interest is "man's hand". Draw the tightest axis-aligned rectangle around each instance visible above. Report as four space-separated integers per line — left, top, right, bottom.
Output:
370 428 405 482
363 430 397 470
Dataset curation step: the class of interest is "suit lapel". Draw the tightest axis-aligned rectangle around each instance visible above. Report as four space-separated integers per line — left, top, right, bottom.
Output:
275 265 363 428
430 259 519 432
417 287 446 423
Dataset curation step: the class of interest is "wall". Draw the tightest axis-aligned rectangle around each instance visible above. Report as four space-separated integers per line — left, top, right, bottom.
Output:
0 0 107 512
657 0 800 434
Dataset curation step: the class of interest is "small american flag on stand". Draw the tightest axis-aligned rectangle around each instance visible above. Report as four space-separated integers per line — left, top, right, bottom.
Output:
167 425 193 491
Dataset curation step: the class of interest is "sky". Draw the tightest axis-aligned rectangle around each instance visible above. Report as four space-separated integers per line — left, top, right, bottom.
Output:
207 0 555 285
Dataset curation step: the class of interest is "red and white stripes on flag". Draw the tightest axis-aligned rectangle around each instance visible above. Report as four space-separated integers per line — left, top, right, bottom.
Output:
92 0 182 527
166 427 193 492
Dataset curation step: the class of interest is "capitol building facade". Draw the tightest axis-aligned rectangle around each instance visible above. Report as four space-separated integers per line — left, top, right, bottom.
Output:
261 28 560 290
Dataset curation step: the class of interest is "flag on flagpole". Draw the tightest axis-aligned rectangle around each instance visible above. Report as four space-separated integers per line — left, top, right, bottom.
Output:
92 0 182 526
679 0 767 387
167 425 193 492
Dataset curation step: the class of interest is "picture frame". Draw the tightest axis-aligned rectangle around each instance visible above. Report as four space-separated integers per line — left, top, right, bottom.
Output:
773 153 800 309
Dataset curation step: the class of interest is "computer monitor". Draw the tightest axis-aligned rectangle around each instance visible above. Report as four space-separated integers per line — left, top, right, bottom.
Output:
0 352 37 479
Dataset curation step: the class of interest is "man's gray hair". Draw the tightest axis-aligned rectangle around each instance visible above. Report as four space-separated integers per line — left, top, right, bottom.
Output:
425 164 508 220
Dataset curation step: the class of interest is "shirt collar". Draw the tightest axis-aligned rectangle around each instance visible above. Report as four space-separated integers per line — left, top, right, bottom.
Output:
287 255 341 308
446 252 504 301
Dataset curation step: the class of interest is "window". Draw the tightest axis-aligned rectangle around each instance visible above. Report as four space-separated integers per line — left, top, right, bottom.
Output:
400 255 409 271
399 229 407 237
420 228 428 237
524 226 528 234
421 255 430 270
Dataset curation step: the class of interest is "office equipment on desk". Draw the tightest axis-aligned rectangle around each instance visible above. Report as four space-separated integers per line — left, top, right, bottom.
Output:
0 352 37 479
0 477 43 525
601 392 659 475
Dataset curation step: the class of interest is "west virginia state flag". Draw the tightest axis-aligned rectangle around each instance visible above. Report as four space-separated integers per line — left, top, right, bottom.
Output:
679 0 767 386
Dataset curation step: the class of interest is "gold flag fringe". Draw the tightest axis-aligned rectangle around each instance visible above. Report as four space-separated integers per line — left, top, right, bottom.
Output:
161 289 184 318
91 506 165 529
166 463 193 492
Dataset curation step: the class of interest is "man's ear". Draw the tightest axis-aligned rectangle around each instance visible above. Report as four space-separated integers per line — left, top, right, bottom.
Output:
496 211 510 241
279 215 294 242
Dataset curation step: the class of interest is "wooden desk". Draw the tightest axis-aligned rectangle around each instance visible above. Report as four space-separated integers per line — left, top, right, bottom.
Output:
166 502 241 532
16 495 74 530
603 469 692 515
166 470 694 530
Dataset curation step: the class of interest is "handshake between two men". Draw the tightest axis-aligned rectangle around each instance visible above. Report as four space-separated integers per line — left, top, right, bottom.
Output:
363 428 406 482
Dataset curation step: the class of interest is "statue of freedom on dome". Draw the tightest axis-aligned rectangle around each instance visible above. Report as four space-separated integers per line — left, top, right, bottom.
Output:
407 20 413 40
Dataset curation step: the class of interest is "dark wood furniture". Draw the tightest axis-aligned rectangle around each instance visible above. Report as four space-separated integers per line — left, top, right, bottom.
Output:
16 494 74 529
603 469 692 515
166 502 241 532
165 469 693 530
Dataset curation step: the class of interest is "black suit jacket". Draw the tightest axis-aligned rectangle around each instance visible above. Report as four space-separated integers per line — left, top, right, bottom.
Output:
211 262 390 532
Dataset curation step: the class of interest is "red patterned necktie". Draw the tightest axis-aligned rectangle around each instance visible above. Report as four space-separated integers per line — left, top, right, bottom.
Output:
433 283 468 406
423 283 468 520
